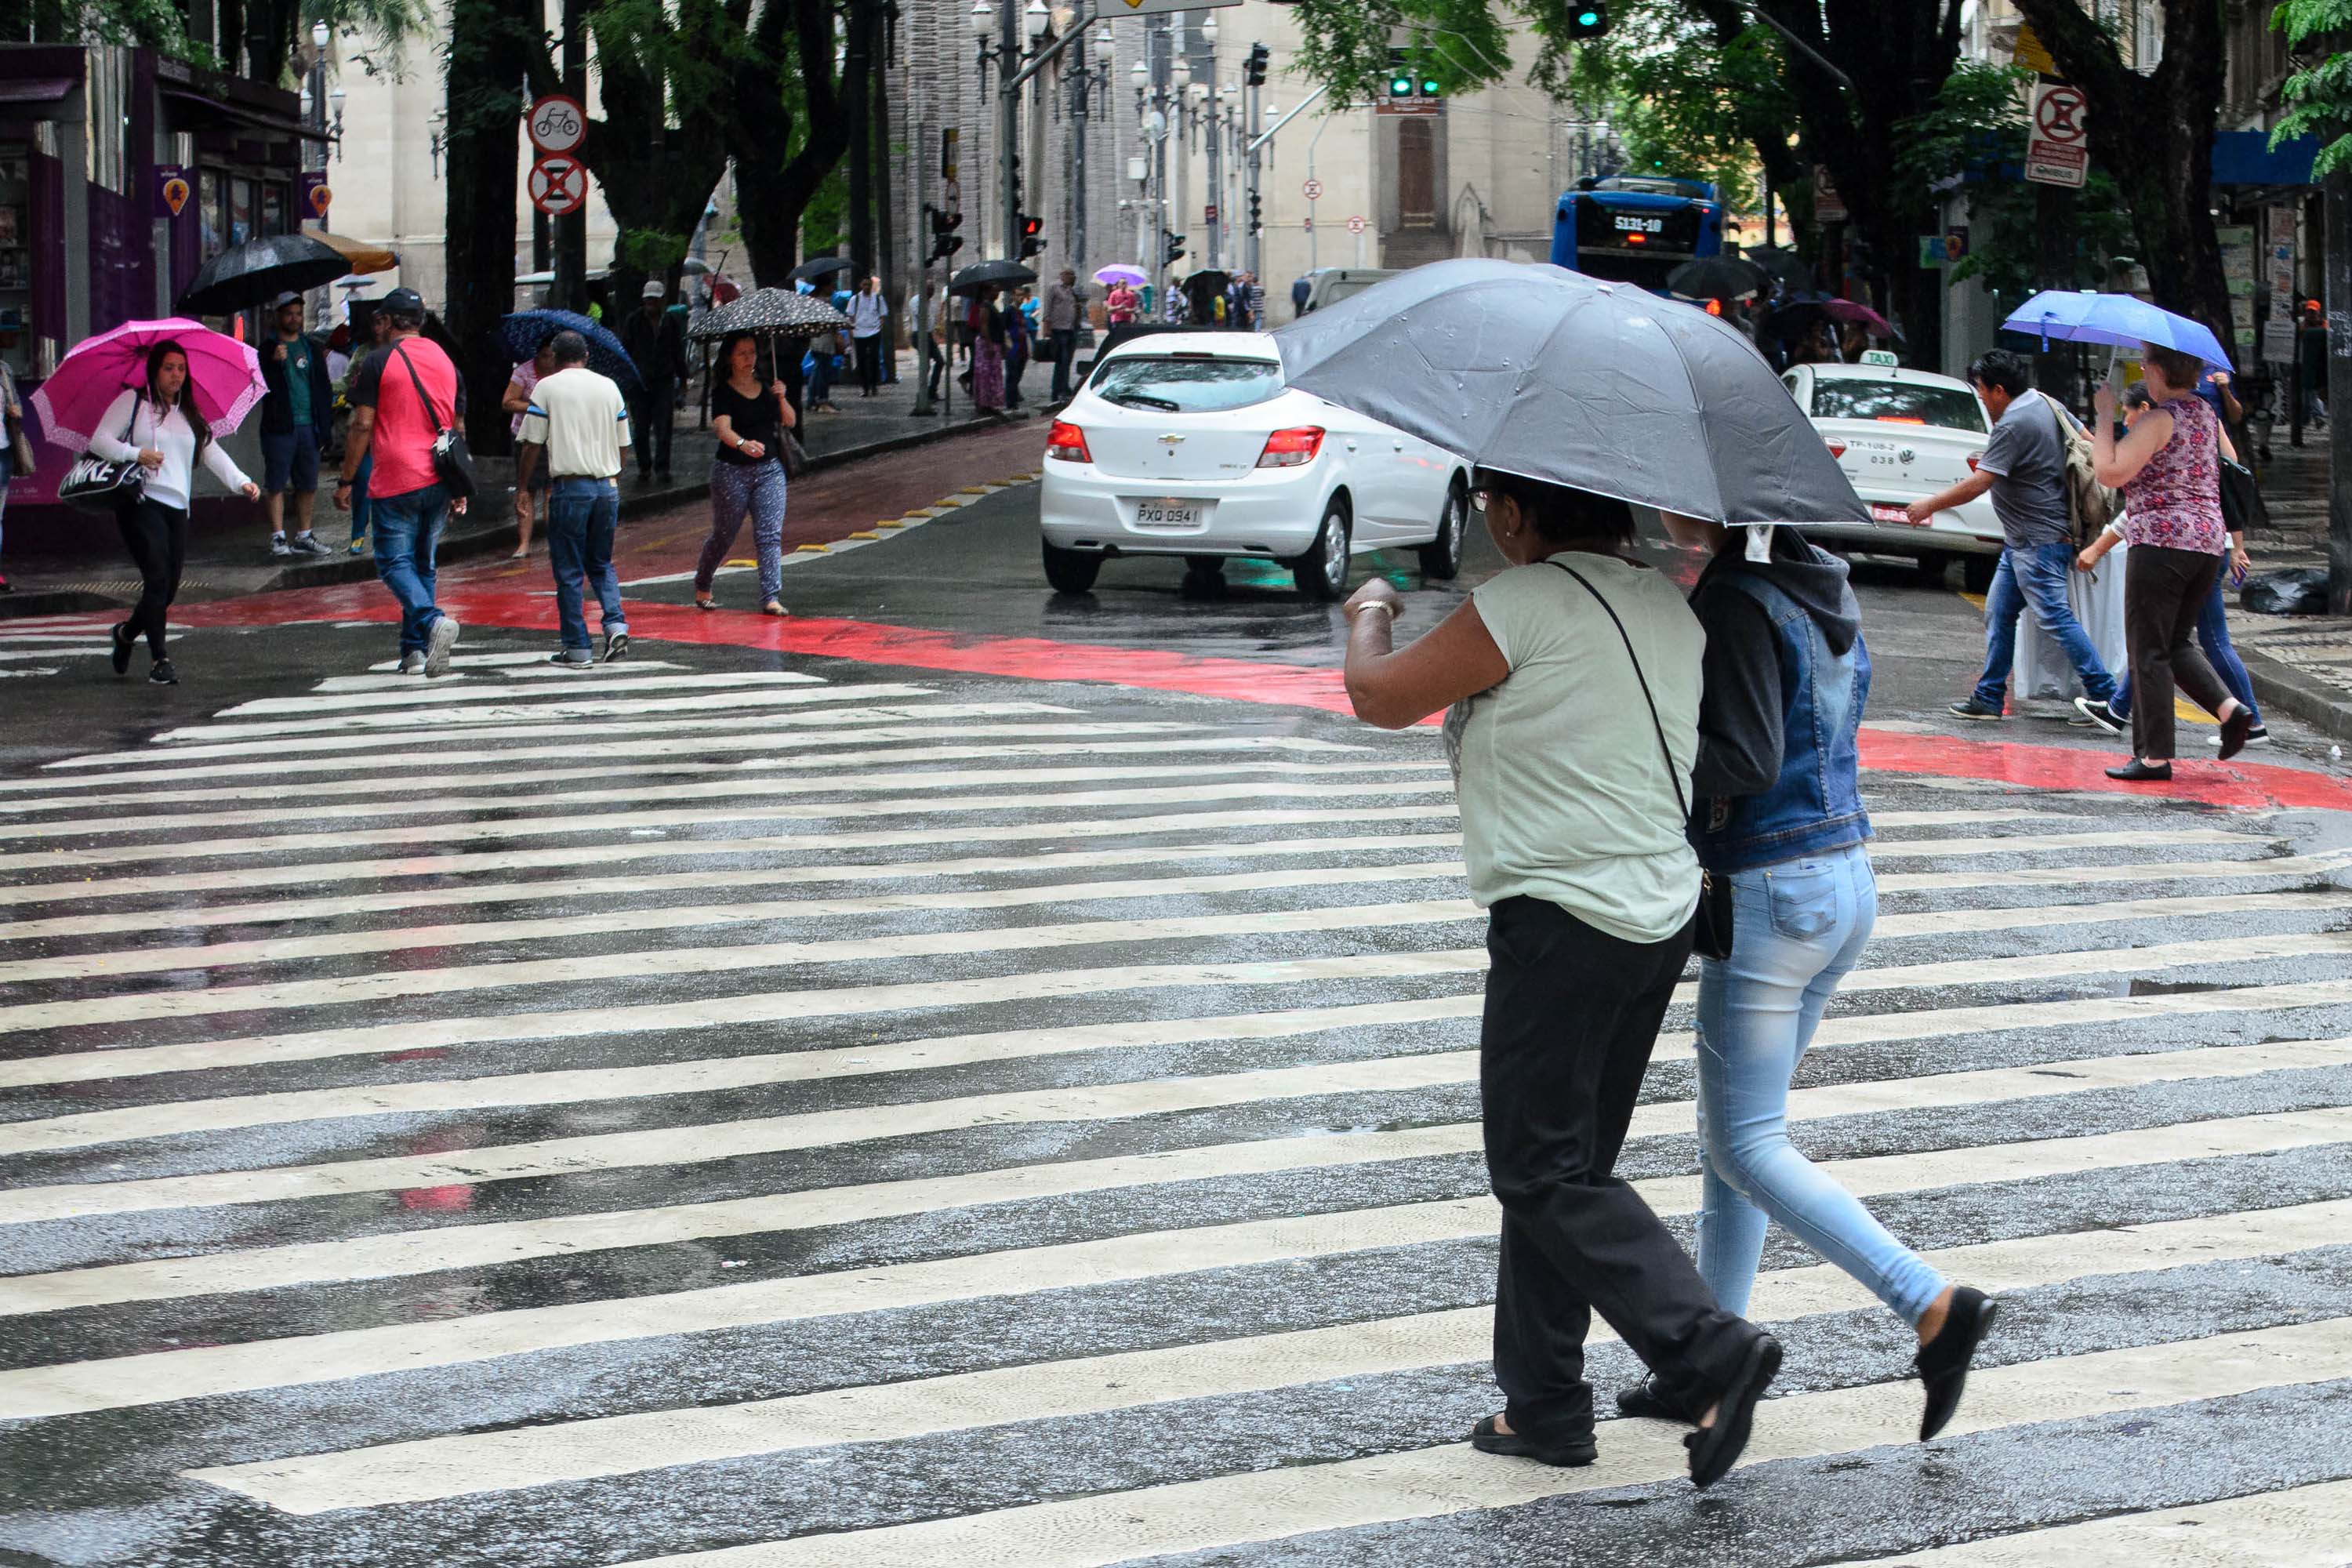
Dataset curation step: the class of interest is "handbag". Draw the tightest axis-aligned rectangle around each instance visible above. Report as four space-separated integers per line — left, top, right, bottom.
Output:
392 343 477 501
780 428 808 478
2218 452 2266 535
56 390 148 514
1548 558 1734 961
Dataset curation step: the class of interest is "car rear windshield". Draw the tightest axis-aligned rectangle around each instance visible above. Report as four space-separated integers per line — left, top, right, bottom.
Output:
1091 356 1284 413
1808 379 1987 433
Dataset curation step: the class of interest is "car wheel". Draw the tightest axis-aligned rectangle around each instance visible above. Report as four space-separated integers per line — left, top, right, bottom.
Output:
1293 496 1352 601
1961 554 1997 594
1043 540 1103 594
1418 479 1466 580
1915 551 1951 589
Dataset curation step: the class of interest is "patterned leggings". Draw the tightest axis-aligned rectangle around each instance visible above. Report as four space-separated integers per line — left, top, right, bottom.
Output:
696 457 788 603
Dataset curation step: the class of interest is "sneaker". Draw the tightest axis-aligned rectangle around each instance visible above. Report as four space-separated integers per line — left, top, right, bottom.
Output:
147 658 177 685
397 651 426 675
547 650 597 670
602 630 630 662
423 614 460 678
1947 698 2005 722
292 532 335 557
2073 696 2125 735
347 536 368 556
270 534 292 556
2209 725 2270 747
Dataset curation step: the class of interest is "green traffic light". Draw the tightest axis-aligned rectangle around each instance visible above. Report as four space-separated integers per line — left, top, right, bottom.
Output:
1421 78 1441 96
1390 75 1413 96
1577 9 1599 23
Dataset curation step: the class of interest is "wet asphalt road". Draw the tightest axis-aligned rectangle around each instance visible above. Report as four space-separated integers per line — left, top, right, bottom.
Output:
4 477 2352 1566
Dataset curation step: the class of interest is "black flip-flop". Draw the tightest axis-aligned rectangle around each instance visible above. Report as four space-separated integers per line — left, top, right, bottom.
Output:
1684 1333 1782 1490
1469 1414 1596 1468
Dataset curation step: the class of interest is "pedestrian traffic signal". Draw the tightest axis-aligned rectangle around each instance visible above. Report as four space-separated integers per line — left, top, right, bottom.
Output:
1387 49 1413 100
1248 191 1262 232
1245 42 1270 89
926 204 964 263
1420 75 1442 98
1568 3 1609 36
1163 230 1187 266
1018 213 1047 260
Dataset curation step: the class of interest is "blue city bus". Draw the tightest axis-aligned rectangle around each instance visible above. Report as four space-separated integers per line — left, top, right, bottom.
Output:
1550 175 1726 294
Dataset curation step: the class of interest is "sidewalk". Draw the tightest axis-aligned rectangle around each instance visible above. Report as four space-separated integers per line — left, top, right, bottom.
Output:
2228 436 2352 741
0 347 1038 619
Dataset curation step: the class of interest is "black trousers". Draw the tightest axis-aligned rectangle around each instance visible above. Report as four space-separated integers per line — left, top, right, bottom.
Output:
117 498 187 659
630 382 675 474
2124 543 2231 761
854 336 882 396
1483 895 1754 1439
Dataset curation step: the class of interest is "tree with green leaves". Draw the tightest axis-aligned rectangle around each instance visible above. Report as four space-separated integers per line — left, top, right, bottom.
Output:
18 0 429 82
2270 0 2352 614
723 0 887 287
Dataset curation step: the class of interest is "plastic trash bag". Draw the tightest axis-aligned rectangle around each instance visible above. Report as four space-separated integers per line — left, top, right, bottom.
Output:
2241 567 2330 616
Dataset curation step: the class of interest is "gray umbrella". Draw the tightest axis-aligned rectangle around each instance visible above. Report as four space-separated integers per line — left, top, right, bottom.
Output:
688 287 851 341
949 260 1037 296
1269 259 1868 527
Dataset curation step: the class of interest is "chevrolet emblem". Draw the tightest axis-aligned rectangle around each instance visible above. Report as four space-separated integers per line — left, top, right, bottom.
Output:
1158 434 1185 444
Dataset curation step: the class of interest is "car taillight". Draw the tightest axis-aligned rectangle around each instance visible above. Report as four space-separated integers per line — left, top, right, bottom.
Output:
1046 421 1091 463
1256 426 1325 468
1965 452 1982 472
1825 439 1846 459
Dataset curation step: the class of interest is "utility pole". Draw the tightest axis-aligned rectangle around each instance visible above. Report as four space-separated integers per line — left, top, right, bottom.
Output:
1245 67 1263 278
1205 83 1222 267
1072 25 1091 272
2328 165 2352 614
1000 0 1021 260
554 0 587 312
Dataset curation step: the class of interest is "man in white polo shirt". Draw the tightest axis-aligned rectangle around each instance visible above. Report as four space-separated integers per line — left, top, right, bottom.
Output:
514 330 633 667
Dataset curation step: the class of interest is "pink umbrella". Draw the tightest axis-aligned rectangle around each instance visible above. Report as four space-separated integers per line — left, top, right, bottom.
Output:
1820 296 1900 340
30 317 267 450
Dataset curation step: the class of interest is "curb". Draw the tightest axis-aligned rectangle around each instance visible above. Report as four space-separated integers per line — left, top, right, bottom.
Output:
0 409 1035 619
2241 643 2352 744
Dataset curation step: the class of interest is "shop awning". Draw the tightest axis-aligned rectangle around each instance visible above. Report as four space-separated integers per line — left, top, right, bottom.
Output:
0 78 78 105
159 82 328 143
2212 129 2318 187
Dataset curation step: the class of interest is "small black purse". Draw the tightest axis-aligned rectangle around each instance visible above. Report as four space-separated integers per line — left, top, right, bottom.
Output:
392 343 477 501
1548 559 1734 961
56 390 147 514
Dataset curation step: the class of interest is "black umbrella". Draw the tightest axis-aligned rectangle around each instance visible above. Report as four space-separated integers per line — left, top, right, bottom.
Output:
1740 245 1816 292
1667 255 1769 303
176 234 352 317
789 255 855 285
688 288 851 342
1271 259 1867 527
949 260 1037 296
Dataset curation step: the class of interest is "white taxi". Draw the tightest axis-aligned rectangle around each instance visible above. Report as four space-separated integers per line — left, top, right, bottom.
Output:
1038 331 1472 599
1785 355 2002 589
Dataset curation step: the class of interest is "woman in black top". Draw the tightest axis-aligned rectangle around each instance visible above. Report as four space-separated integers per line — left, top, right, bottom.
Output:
695 331 797 615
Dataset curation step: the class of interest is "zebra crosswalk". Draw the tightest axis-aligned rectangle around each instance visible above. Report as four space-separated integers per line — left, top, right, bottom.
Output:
2 630 2350 1566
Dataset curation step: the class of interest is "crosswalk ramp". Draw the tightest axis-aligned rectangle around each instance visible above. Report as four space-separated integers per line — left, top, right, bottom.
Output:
3 634 2351 1566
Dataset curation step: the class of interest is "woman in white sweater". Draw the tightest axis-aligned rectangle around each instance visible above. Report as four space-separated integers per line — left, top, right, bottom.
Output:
89 339 259 684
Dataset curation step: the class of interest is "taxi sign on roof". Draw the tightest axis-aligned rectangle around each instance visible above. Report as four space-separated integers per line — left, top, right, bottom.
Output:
1860 349 1900 368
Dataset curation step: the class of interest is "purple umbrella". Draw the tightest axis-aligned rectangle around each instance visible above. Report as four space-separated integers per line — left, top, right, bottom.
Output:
31 318 267 449
1820 296 1898 339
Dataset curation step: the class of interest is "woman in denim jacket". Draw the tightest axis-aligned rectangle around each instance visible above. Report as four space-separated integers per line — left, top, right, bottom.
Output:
1619 518 1998 1444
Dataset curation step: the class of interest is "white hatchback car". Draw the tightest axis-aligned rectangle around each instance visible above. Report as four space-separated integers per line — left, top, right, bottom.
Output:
1784 359 2002 589
1038 331 1472 598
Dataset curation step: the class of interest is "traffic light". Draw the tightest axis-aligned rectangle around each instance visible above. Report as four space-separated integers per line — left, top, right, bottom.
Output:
1245 42 1269 88
1387 48 1413 100
1018 213 1046 260
926 203 964 263
1248 191 1262 233
1567 3 1609 36
1420 73 1441 98
1163 230 1187 266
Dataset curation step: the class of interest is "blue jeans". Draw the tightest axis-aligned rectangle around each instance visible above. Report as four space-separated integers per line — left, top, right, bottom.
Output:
808 350 833 405
348 452 373 543
547 477 626 651
2109 566 2259 724
370 484 448 656
1973 541 2114 707
1694 843 1947 1328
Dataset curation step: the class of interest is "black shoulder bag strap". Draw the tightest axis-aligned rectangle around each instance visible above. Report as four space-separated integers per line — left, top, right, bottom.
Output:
390 342 477 499
1546 557 1733 960
390 343 449 436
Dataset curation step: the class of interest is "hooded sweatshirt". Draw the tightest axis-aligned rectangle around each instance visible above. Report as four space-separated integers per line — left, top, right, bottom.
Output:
1688 528 1863 801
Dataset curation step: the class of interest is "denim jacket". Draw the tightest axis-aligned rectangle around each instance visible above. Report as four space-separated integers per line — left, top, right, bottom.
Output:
1692 571 1872 873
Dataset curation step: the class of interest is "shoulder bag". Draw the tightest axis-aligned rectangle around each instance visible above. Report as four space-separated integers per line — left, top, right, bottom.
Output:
1547 558 1733 961
57 390 148 514
2041 391 2120 546
391 343 477 500
2218 452 2266 535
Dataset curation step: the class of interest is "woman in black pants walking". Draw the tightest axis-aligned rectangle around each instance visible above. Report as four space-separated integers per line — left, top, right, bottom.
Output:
1338 470 1782 1490
88 341 259 684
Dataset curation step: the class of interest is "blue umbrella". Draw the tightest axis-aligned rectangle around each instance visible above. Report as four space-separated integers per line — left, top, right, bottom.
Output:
1999 289 2231 368
496 308 646 394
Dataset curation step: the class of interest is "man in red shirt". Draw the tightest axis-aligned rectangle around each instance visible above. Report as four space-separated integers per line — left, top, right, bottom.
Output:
335 288 465 675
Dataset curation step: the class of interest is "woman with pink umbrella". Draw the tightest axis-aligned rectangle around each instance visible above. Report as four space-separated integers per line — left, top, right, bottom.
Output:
35 319 265 685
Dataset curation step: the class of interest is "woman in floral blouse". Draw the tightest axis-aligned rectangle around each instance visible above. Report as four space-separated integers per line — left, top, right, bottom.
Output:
2089 341 2256 780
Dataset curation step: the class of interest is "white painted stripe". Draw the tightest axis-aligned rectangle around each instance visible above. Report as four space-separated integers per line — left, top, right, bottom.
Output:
0 648 111 662
8 1103 2347 1319
215 670 824 713
140 681 942 744
0 861 1472 983
362 651 601 671
1880 845 2352 894
26 702 1083 774
0 759 1447 843
0 777 1459 873
0 733 1358 815
0 898 1482 1037
1821 1481 2352 1566
0 804 1443 909
587 1319 2352 1567
0 835 1466 944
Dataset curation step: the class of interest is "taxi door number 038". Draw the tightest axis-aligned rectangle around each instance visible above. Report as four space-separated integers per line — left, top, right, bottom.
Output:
1613 215 1664 234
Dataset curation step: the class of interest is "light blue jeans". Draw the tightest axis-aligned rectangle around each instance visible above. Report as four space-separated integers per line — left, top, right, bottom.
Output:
1693 842 1947 1327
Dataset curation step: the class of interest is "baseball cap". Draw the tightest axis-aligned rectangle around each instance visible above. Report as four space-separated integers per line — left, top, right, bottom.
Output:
643 281 665 299
270 290 303 309
381 287 425 318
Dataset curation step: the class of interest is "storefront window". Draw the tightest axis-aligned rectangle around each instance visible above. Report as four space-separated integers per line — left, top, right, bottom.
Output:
0 141 27 379
263 183 285 238
230 177 253 248
200 169 223 260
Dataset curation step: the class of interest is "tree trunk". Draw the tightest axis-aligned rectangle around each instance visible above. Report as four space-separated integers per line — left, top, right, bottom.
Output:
875 55 897 309
846 29 874 277
444 0 538 455
728 0 881 287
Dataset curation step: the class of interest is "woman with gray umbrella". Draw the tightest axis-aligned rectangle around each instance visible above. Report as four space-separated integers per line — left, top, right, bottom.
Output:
694 330 796 615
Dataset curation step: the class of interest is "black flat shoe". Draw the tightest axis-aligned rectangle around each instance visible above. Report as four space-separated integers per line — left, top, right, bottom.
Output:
2217 705 2256 762
1916 1287 1998 1440
1469 1414 1596 1468
2105 759 2173 782
111 622 134 676
1685 1333 1781 1490
1615 1374 1700 1425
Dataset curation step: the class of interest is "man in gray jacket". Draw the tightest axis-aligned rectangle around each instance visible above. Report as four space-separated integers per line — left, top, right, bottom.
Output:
1043 269 1084 402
